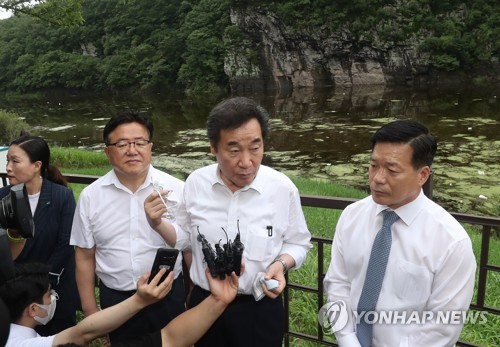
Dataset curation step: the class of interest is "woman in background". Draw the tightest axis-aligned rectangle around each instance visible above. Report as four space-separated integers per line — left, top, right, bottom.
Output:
0 135 79 336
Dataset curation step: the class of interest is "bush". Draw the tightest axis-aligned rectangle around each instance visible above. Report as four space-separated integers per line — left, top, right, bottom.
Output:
433 54 460 71
0 110 30 145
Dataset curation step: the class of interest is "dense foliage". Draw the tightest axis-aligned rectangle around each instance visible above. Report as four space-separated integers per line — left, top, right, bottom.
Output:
0 110 30 145
256 0 500 72
0 0 231 92
0 0 84 27
0 0 498 92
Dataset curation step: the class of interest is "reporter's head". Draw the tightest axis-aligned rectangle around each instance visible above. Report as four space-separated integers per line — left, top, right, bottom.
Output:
0 263 50 323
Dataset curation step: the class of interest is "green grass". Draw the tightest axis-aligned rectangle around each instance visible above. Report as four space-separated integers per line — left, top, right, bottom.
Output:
54 147 110 199
51 146 110 169
57 147 499 346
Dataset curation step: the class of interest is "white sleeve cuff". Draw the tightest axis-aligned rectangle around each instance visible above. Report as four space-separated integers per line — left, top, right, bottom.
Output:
335 332 362 347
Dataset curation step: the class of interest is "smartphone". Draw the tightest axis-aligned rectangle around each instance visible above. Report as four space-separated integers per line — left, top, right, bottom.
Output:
147 248 179 284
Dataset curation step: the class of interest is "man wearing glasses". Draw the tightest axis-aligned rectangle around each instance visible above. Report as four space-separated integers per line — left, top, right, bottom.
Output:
70 112 186 344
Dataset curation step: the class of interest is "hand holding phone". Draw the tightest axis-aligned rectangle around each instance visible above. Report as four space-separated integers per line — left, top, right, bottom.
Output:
148 248 179 284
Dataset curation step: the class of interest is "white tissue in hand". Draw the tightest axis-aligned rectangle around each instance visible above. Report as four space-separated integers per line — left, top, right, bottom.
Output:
252 272 267 301
252 272 279 301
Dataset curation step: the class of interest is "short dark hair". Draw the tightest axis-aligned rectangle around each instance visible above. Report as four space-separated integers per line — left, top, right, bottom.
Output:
10 135 67 187
206 97 269 150
103 111 154 145
0 263 50 322
370 120 437 169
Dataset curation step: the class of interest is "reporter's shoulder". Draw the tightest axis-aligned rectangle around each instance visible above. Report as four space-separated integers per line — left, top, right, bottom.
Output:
48 180 72 194
49 182 76 205
0 185 10 198
6 324 55 346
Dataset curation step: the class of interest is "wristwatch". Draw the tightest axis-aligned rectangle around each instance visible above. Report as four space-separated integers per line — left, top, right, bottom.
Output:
271 257 288 274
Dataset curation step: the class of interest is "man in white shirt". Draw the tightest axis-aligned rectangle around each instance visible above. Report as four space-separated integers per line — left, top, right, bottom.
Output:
70 112 186 343
0 262 240 347
323 120 476 346
144 96 312 346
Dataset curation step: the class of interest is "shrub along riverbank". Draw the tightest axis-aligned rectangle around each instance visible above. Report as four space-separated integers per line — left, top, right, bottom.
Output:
53 147 499 346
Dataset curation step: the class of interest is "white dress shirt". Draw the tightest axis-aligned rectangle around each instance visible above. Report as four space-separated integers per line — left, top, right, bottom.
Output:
174 164 312 294
6 324 55 347
324 190 476 347
70 166 184 291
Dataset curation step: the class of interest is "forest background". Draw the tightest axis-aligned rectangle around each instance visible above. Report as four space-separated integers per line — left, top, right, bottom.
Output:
0 1 499 345
0 0 499 94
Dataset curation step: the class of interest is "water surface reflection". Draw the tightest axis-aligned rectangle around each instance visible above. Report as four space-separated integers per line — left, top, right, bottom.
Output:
1 85 498 216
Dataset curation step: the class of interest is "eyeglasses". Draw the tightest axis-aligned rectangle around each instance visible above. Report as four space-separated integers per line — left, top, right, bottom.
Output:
107 139 151 150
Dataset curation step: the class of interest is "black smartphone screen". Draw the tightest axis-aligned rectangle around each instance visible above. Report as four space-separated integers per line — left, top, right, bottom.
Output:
147 248 179 284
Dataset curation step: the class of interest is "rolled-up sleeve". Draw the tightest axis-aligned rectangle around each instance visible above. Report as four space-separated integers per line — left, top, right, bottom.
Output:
280 188 312 269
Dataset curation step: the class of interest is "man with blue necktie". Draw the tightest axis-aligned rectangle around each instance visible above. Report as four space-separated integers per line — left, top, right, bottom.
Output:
324 120 476 346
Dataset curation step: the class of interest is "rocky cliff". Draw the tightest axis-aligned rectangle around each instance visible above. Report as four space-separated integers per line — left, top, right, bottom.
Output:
224 7 497 92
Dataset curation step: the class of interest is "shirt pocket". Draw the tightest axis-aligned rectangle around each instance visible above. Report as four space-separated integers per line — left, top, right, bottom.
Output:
393 259 432 306
244 228 274 262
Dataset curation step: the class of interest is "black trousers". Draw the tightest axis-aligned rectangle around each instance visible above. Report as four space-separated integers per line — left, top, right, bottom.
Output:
99 274 186 344
189 285 284 347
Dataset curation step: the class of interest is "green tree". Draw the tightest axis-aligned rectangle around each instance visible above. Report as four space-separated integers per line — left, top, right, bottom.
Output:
0 110 30 145
0 0 84 27
1 0 499 92
177 0 230 90
178 29 227 90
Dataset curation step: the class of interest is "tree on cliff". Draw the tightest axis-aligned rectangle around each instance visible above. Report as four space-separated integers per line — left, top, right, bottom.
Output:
0 0 83 27
0 0 498 93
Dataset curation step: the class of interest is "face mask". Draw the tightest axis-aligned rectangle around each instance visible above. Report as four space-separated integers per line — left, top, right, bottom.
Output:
34 290 58 325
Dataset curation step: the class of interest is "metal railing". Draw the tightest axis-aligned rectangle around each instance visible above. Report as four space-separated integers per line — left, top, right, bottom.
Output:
283 195 500 347
2 173 499 346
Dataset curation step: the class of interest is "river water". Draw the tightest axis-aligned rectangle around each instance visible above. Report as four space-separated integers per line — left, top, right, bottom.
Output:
1 84 499 216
